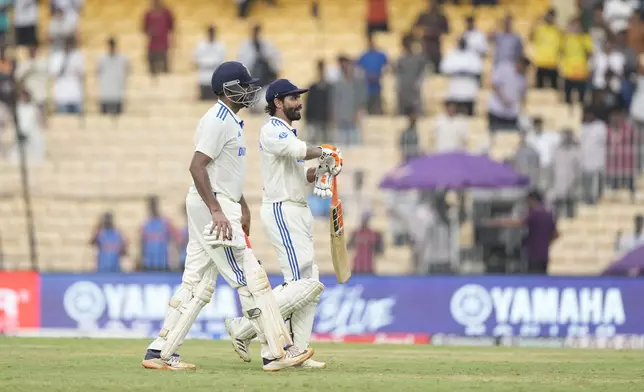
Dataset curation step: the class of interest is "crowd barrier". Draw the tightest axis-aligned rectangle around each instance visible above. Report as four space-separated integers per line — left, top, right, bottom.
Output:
1 272 643 349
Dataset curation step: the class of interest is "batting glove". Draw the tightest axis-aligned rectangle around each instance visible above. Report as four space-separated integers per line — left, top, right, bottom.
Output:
313 172 333 198
319 144 343 176
202 223 245 249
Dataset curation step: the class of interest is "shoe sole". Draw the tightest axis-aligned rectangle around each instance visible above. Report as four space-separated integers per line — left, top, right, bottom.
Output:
141 359 197 371
263 348 315 372
225 318 252 363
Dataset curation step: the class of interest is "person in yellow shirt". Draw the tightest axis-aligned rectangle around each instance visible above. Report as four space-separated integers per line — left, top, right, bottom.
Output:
530 9 563 90
560 17 593 106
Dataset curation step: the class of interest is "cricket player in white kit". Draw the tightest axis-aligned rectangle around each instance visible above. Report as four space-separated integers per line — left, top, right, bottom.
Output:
225 79 343 369
141 63 314 372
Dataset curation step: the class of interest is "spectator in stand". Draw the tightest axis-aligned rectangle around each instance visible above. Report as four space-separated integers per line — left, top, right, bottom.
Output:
366 0 389 36
606 108 637 200
143 0 174 76
48 7 76 53
414 0 449 72
348 212 383 275
90 212 127 273
238 24 280 88
50 0 83 32
357 33 388 115
603 0 637 34
490 15 523 67
0 1 11 47
513 133 541 188
193 25 225 101
16 45 48 117
527 117 561 191
560 17 593 109
139 195 177 271
580 106 608 204
394 34 426 115
305 60 331 144
14 0 39 47
440 37 483 116
488 56 529 133
463 15 487 58
434 101 468 152
236 0 276 19
331 56 366 146
530 9 562 90
399 109 421 163
486 190 558 275
589 5 611 53
97 37 128 116
615 214 644 253
551 129 582 219
615 30 638 75
49 37 84 114
591 40 626 91
177 204 188 270
8 90 45 165
630 55 644 134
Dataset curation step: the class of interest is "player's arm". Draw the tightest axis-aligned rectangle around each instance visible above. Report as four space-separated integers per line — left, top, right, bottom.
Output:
189 152 225 216
261 126 322 160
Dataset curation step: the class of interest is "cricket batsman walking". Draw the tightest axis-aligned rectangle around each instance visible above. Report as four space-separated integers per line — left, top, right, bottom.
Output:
225 79 343 369
141 64 314 372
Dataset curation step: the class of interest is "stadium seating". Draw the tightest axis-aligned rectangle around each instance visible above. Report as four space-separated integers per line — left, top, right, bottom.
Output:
0 0 632 275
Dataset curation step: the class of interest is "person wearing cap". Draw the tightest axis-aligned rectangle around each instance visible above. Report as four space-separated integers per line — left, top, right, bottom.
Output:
142 63 314 372
225 78 344 370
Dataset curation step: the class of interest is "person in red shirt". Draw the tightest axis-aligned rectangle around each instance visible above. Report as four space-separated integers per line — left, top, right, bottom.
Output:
606 108 637 200
348 212 383 274
142 0 174 76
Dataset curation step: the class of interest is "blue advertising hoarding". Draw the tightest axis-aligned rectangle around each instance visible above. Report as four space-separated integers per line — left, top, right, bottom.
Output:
39 274 644 339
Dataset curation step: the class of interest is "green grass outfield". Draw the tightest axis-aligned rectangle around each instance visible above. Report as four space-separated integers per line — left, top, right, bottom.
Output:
1 337 642 392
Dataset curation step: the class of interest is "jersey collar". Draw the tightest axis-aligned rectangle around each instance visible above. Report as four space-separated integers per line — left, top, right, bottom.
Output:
218 100 243 128
270 116 297 135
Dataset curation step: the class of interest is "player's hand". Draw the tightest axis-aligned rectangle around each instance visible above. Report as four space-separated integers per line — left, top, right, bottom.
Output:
209 209 232 240
319 144 343 176
241 208 251 237
313 172 333 198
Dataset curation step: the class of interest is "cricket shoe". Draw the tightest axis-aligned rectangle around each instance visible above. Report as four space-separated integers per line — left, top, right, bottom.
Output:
225 317 252 363
262 346 314 372
141 349 197 371
296 358 327 369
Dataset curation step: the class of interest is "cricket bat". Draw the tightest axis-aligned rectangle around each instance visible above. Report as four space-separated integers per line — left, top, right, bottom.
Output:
329 175 351 283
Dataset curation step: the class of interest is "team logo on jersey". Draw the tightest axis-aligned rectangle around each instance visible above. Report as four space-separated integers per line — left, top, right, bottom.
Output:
238 147 247 156
278 131 288 140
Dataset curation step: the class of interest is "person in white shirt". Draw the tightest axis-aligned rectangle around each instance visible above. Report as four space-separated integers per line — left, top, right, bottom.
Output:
603 0 638 34
434 101 469 152
16 45 48 112
237 24 280 87
141 62 314 372
194 25 225 101
8 89 44 165
97 37 129 115
580 107 607 204
48 7 77 53
440 37 483 116
225 78 343 370
14 0 39 47
50 0 83 30
48 38 84 114
463 15 487 58
591 39 625 91
615 215 644 253
526 116 561 191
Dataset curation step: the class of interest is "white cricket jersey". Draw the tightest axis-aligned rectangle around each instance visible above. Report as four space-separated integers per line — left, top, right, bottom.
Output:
259 117 310 204
189 101 247 202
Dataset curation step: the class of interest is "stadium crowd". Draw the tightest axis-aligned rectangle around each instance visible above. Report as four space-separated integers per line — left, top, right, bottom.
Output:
1 0 644 275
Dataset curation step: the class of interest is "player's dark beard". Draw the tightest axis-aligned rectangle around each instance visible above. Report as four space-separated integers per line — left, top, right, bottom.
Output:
285 106 302 121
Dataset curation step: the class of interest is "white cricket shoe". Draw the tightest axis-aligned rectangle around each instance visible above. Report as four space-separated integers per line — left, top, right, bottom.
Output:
225 317 252 363
262 346 314 372
141 353 196 371
297 358 327 369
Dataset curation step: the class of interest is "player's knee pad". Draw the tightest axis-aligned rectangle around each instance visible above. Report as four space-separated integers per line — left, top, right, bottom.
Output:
159 268 216 359
274 278 325 317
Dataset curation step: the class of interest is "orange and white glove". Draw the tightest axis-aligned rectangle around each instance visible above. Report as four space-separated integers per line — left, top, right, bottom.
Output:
313 171 333 198
319 144 344 176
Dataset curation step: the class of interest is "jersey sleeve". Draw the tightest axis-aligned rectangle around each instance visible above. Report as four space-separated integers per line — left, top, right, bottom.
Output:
195 116 233 160
260 124 307 159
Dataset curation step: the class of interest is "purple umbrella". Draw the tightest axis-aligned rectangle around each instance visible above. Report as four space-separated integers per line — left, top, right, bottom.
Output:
380 152 529 190
603 245 644 276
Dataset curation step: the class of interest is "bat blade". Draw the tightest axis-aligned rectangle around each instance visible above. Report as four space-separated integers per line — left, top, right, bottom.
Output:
329 176 351 283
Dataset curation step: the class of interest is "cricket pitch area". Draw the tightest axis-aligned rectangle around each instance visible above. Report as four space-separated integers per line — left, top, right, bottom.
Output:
2 337 641 392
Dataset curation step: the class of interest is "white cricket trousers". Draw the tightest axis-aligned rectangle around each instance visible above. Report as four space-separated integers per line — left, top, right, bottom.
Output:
183 192 247 288
260 201 315 281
